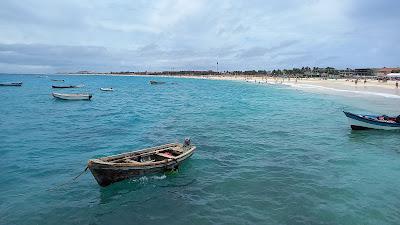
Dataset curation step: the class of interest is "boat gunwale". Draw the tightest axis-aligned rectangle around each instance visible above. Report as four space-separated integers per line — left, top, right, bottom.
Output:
343 111 400 127
52 85 79 88
52 93 92 97
0 82 23 86
88 144 195 167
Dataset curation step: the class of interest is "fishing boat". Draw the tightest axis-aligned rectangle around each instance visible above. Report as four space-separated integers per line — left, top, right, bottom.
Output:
149 80 166 85
0 82 22 86
52 85 80 89
51 79 65 82
343 111 400 130
52 92 92 100
88 139 196 187
100 87 113 91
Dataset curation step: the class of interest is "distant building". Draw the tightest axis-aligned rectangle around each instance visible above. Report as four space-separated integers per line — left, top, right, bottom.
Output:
338 69 355 77
354 68 374 77
374 67 400 76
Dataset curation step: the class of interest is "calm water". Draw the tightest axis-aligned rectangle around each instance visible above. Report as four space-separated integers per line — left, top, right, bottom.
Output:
1 74 400 225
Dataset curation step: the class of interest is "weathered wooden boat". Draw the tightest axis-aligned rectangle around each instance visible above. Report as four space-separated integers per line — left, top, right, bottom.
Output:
149 80 166 85
100 87 113 91
52 85 79 88
0 82 22 86
88 139 196 187
52 92 92 100
344 111 400 130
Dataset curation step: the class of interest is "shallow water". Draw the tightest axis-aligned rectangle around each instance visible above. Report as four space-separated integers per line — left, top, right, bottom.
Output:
1 74 400 225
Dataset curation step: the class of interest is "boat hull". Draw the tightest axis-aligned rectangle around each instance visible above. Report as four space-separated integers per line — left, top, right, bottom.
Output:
52 93 92 100
52 85 78 88
150 81 166 85
88 146 195 187
344 111 400 130
0 82 22 86
100 88 113 91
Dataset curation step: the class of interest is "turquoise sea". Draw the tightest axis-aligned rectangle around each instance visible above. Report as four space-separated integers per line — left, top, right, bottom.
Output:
1 74 400 225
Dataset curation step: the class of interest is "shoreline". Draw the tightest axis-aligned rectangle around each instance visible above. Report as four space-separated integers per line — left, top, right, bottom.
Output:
53 73 400 99
119 74 400 97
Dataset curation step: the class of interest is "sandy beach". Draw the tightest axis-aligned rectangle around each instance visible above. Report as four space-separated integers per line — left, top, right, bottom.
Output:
69 72 400 98
192 75 398 97
104 73 400 98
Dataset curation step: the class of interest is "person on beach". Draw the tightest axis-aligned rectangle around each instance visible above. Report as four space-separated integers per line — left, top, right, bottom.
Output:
396 81 399 88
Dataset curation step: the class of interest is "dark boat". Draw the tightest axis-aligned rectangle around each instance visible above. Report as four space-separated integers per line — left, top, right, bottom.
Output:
343 111 400 130
150 80 166 85
52 85 79 88
51 79 65 82
88 139 196 187
0 82 22 86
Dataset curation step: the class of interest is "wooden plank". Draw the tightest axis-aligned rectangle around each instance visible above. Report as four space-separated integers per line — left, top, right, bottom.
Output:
106 145 178 162
156 153 176 159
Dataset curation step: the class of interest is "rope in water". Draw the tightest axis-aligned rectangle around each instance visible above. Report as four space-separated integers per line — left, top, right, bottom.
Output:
47 166 88 191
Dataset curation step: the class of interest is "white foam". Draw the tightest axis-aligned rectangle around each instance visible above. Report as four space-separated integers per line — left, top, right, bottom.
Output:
281 82 400 99
151 174 167 180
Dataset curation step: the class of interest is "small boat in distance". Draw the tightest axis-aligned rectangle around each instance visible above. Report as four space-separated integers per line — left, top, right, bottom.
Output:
52 85 80 88
343 111 400 130
150 80 166 85
52 93 92 100
100 87 113 91
0 82 22 86
51 79 65 82
88 139 196 187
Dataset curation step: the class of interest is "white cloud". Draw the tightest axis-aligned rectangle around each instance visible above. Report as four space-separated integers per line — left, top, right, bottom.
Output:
0 0 399 73
149 0 205 31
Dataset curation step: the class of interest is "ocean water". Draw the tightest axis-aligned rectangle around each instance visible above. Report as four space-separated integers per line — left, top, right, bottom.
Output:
1 74 400 225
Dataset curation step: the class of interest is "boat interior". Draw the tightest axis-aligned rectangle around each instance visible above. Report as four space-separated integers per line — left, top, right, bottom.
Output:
104 144 185 164
364 115 400 123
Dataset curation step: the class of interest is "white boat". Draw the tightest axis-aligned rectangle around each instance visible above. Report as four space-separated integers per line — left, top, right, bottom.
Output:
343 111 400 130
100 87 113 91
52 93 92 100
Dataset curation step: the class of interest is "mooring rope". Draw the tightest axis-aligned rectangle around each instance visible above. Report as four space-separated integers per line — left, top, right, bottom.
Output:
47 166 88 191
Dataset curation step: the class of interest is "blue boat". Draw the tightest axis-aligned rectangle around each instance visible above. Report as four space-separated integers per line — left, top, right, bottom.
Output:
343 111 400 130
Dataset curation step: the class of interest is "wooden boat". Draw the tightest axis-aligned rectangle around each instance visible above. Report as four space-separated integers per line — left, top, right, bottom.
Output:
100 87 113 91
0 82 22 86
88 139 196 187
343 111 400 130
52 85 79 89
150 80 166 85
52 92 92 100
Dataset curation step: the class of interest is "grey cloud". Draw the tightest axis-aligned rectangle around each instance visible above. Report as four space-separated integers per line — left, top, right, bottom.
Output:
0 43 119 72
237 40 299 58
0 0 399 72
0 43 240 73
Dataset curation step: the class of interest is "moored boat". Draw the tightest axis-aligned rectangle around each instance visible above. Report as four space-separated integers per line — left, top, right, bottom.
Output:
150 80 166 85
52 92 92 100
87 139 196 187
343 111 400 130
51 79 65 82
0 82 22 86
100 87 113 91
52 85 80 88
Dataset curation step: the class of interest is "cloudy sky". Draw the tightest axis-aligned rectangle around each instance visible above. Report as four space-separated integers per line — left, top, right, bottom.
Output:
0 0 399 73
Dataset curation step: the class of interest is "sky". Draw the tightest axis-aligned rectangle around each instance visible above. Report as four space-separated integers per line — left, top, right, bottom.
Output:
0 0 399 73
